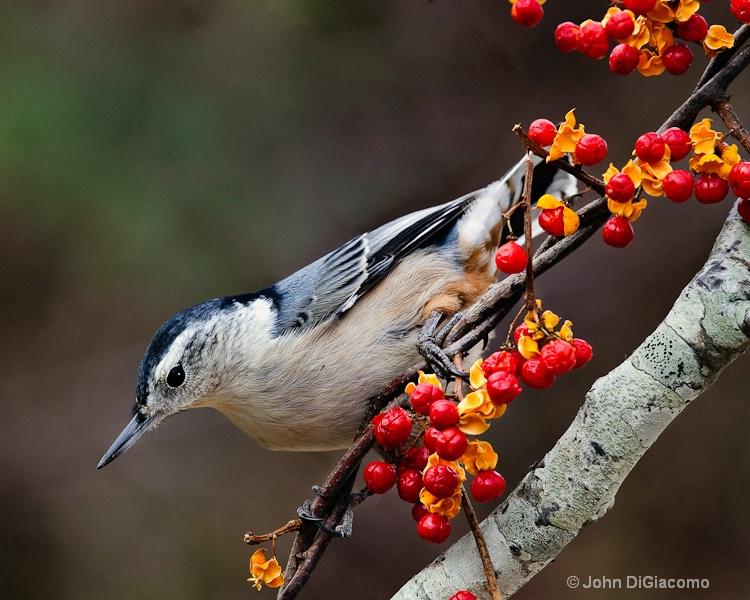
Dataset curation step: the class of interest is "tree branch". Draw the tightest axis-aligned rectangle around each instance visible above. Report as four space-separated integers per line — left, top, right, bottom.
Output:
391 204 750 599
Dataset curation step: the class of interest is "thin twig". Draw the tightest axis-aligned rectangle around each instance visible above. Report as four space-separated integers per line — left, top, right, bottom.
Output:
714 97 750 154
244 520 301 545
521 153 536 310
461 489 502 600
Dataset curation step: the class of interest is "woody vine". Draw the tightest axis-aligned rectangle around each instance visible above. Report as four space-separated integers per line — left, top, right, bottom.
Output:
242 2 750 599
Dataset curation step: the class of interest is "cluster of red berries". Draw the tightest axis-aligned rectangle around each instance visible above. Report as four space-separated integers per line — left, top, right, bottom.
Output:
513 326 593 389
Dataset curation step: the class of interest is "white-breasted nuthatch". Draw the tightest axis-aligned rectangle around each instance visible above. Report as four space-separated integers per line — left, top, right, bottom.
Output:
97 157 576 468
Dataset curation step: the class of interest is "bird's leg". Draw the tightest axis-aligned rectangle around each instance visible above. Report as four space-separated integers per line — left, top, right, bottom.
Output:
418 311 469 379
311 488 372 538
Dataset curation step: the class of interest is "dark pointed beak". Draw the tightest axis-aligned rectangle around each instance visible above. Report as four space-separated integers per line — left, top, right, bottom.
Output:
97 412 156 469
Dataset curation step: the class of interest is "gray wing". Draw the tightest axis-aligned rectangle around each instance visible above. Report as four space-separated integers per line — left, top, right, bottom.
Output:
269 191 476 332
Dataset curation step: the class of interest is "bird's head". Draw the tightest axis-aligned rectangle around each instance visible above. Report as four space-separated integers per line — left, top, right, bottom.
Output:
97 300 229 468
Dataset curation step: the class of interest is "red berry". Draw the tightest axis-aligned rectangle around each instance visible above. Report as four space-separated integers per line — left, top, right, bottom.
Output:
429 399 460 430
605 10 635 40
539 339 577 376
486 371 522 405
662 170 694 203
676 14 708 42
449 592 478 600
417 513 452 544
635 132 666 164
470 470 507 503
363 461 397 494
571 338 593 368
695 173 729 204
372 407 413 449
609 43 640 75
400 445 431 472
577 22 610 60
511 0 544 28
513 323 532 344
481 350 518 377
662 43 693 75
602 215 634 248
575 134 608 166
605 172 636 202
495 241 528 274
731 0 750 23
434 427 469 461
554 21 580 53
411 502 430 523
409 383 444 415
520 357 555 389
397 468 423 503
423 427 440 452
509 348 527 372
423 464 461 498
538 207 565 236
528 118 558 146
661 127 692 161
737 197 750 224
728 162 750 197
623 0 658 15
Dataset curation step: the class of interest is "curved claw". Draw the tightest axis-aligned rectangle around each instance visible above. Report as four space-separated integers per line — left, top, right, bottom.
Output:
297 500 325 522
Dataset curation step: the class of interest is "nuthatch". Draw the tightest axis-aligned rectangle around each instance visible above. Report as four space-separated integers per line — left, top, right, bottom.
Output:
98 157 575 468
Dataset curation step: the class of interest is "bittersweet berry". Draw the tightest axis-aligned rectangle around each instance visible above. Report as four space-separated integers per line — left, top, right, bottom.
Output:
602 215 634 248
486 370 522 405
423 464 460 499
538 206 566 236
397 468 424 503
481 350 519 377
731 0 750 23
470 470 507 503
577 22 610 60
409 382 444 415
662 170 694 203
609 43 640 75
429 399 460 430
662 44 693 76
435 427 469 461
495 240 528 274
540 339 577 376
605 10 635 40
372 407 413 449
728 162 750 197
605 172 636 202
554 21 580 53
511 0 543 27
417 513 451 544
695 173 729 204
623 0 657 15
676 14 708 42
520 357 555 389
571 338 593 368
635 132 666 164
737 197 750 224
513 323 532 344
411 502 430 523
400 444 431 472
661 127 692 161
423 427 440 452
449 592 478 600
528 118 558 146
575 134 608 166
363 461 397 494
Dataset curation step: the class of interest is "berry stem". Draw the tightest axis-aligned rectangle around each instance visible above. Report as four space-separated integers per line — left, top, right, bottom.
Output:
521 152 537 311
460 487 503 600
714 96 750 154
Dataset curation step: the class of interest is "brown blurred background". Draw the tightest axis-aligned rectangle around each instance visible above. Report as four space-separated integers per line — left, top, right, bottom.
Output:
2 1 749 599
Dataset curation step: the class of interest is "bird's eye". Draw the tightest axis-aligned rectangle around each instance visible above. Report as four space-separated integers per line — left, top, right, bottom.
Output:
166 364 186 388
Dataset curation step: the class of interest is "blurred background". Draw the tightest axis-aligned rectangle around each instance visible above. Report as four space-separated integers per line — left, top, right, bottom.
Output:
2 1 749 599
